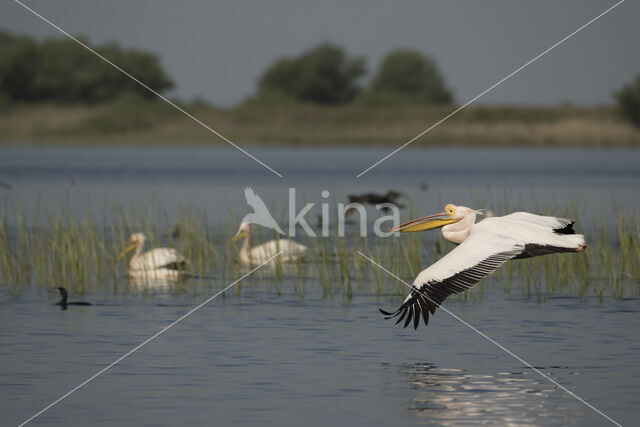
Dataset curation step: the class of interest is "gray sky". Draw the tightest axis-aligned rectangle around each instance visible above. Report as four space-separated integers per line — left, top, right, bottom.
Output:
1 0 638 106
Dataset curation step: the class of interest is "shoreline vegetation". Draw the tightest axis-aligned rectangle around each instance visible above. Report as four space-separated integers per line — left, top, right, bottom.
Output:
2 30 639 148
1 101 639 147
1 202 639 300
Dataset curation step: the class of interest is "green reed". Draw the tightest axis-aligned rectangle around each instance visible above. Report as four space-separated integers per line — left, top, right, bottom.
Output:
0 202 639 301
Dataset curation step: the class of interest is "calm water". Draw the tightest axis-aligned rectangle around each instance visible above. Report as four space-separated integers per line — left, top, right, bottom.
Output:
2 146 640 221
1 147 640 426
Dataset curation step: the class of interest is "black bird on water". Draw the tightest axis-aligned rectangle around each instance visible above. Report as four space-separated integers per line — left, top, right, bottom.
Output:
347 190 406 211
55 287 92 310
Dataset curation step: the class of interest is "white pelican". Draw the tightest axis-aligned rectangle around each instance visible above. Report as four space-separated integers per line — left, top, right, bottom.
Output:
380 204 587 329
116 233 190 280
231 222 307 265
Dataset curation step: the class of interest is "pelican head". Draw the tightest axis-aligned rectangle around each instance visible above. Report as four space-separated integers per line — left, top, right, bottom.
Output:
230 222 250 244
116 233 146 263
389 204 478 233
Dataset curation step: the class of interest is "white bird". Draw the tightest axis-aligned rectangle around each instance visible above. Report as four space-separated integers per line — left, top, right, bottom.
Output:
116 233 190 280
380 204 587 329
231 222 307 265
241 187 285 235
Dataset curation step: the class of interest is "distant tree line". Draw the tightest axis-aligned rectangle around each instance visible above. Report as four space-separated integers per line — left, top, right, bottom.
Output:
257 43 453 106
615 74 640 128
257 43 640 129
2 29 639 128
0 30 173 104
258 43 365 105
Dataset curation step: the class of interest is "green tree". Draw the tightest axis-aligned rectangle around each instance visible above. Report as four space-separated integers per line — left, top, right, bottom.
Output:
615 74 640 128
0 30 174 104
258 43 365 104
95 43 174 102
369 49 452 104
29 37 103 102
0 31 38 102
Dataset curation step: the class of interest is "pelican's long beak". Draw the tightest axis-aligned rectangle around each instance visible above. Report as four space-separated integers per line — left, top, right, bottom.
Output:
116 243 137 263
389 212 458 232
229 230 244 245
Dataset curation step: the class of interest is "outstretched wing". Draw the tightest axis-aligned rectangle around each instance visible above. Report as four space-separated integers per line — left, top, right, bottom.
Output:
503 212 575 234
380 230 525 329
380 213 586 329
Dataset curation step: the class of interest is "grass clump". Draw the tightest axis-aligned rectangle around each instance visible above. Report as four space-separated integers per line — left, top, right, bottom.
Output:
0 201 639 301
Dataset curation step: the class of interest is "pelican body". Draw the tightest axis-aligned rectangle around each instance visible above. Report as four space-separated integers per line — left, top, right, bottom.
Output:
231 222 307 265
117 233 190 280
381 204 587 329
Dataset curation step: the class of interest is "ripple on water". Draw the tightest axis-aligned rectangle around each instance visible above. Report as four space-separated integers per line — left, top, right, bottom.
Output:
400 362 585 425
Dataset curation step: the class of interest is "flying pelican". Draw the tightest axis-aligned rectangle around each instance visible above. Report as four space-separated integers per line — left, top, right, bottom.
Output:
242 187 285 235
116 233 190 280
231 222 307 265
380 204 587 329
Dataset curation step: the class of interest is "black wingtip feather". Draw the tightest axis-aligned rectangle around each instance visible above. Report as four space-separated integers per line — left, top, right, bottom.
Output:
418 298 430 327
403 307 412 328
395 307 407 325
379 249 519 330
378 308 394 316
554 220 576 235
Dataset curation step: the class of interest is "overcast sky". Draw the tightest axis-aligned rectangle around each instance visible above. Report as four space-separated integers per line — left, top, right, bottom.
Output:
1 0 638 106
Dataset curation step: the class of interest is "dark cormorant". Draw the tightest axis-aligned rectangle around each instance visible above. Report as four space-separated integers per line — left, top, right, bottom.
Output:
55 287 92 310
347 190 406 212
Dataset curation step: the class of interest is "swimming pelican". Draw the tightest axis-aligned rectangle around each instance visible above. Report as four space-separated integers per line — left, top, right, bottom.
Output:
116 233 190 280
231 222 307 265
380 204 587 329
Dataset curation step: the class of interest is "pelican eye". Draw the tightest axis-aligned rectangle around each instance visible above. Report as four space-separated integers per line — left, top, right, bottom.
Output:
445 205 455 216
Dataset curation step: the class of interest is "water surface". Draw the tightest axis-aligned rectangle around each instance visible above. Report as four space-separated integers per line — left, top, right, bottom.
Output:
1 146 639 426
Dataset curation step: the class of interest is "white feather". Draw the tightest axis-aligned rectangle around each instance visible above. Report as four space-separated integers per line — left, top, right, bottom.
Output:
245 239 308 264
413 213 584 293
123 233 190 281
129 248 186 271
381 206 586 328
234 223 307 265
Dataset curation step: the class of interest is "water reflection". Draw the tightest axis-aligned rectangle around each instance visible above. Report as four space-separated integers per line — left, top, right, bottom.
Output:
401 362 584 425
118 276 191 295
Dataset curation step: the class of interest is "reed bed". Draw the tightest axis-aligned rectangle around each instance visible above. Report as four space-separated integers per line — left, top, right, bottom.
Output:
3 102 639 147
0 203 638 301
